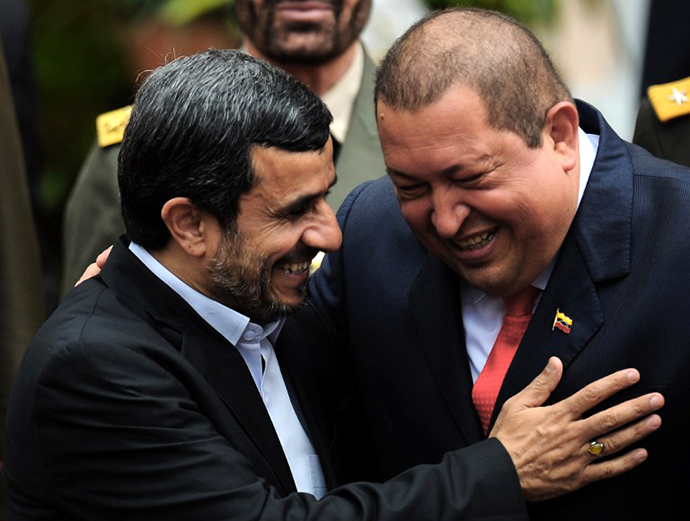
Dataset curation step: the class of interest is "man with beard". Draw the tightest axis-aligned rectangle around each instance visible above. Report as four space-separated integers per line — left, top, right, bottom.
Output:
62 0 384 292
5 50 663 519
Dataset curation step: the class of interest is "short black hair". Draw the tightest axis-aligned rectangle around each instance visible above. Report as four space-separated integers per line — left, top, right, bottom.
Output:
119 49 333 250
375 7 572 148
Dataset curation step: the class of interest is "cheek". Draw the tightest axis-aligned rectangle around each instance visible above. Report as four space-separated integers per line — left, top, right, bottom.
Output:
400 200 432 234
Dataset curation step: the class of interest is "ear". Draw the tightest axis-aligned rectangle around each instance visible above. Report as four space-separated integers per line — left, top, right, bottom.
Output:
543 101 579 172
160 197 209 257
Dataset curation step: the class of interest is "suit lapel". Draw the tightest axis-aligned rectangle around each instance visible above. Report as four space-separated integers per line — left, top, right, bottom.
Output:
274 319 338 490
409 253 484 445
330 49 386 208
493 235 603 421
491 101 634 426
178 319 297 495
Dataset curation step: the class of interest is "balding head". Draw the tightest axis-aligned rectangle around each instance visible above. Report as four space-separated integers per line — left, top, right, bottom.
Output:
375 7 572 147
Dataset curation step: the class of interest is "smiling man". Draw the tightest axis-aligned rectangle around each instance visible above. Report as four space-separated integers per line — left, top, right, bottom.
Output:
309 7 689 520
5 48 664 520
62 0 384 292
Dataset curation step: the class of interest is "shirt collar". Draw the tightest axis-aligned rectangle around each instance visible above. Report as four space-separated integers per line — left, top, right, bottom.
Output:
321 44 364 144
128 242 284 345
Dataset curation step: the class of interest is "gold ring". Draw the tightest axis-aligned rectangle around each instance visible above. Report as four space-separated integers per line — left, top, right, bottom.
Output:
588 440 605 457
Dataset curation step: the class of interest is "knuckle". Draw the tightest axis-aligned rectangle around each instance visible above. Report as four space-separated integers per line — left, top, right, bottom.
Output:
598 411 619 432
598 462 616 479
581 385 603 405
603 436 618 454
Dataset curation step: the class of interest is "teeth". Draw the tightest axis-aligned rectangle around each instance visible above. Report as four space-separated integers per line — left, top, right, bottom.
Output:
457 230 495 251
277 261 310 274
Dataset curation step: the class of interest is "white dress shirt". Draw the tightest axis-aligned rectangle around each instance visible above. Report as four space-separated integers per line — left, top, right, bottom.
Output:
129 243 327 498
463 128 600 381
321 44 364 145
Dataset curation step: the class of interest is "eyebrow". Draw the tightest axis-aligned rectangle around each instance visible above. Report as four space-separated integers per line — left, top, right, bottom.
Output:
280 173 338 214
388 164 464 180
388 153 497 180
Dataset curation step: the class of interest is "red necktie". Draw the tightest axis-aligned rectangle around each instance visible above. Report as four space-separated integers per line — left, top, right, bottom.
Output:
472 285 540 435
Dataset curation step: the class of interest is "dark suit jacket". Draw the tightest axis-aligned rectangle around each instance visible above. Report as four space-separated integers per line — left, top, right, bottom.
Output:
60 48 386 294
309 101 690 520
4 239 527 520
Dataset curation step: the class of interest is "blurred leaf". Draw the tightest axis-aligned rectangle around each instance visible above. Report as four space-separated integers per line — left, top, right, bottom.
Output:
158 0 234 25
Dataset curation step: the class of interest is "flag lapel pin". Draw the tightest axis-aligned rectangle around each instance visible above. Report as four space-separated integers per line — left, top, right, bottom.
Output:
552 308 572 334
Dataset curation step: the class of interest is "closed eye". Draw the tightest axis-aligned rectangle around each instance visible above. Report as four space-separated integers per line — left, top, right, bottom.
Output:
395 183 428 200
284 189 331 218
454 172 485 185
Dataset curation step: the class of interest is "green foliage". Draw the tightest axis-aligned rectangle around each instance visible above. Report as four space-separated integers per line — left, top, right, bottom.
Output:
422 0 559 26
158 0 234 26
27 0 236 216
29 0 134 214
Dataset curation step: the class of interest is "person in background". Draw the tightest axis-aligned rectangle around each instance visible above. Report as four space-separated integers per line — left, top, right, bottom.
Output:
61 0 384 293
633 75 690 167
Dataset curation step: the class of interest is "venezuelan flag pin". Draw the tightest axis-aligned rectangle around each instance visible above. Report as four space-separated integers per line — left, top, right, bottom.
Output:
552 309 572 334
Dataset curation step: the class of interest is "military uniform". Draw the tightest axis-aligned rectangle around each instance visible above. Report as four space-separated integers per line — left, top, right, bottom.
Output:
61 52 385 293
633 76 690 167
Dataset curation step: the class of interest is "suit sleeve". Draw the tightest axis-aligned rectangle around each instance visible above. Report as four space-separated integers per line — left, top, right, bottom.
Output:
5 322 526 520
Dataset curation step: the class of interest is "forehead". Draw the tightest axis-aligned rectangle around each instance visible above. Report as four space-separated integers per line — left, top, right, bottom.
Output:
243 143 335 204
377 85 502 175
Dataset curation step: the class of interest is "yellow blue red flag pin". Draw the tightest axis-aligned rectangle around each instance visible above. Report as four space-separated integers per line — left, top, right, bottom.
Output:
552 309 572 334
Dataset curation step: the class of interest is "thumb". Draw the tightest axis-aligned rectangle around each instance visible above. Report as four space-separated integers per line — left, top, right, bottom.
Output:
511 357 563 408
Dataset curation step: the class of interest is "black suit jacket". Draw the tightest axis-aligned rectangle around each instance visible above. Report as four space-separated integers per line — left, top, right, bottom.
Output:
4 238 527 520
310 101 690 519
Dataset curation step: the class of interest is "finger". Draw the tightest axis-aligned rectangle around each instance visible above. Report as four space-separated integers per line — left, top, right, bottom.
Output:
584 413 661 457
74 262 102 287
96 245 113 269
508 357 563 408
557 368 641 418
582 392 664 439
581 448 648 484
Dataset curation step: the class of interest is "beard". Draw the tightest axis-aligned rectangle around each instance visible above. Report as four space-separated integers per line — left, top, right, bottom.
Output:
236 0 371 65
207 226 311 323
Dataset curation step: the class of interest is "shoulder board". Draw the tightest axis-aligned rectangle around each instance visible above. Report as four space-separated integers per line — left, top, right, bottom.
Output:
96 105 133 148
647 77 690 122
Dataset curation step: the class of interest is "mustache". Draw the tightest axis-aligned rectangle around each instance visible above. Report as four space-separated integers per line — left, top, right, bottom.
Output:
277 245 320 265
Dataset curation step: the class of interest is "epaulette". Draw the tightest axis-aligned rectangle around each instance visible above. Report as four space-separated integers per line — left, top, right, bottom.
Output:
647 77 690 123
96 105 132 148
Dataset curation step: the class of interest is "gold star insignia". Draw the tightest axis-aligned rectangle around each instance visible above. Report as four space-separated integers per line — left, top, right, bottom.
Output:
669 87 689 106
648 76 690 122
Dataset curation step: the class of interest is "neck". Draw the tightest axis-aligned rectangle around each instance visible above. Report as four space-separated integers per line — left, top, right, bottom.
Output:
244 40 360 97
151 243 211 299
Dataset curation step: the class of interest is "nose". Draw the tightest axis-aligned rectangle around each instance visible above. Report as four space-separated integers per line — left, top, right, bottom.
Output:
430 189 470 239
302 199 343 253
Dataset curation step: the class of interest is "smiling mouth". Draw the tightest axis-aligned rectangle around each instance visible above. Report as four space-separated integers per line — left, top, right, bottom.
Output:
276 260 311 274
456 228 497 251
